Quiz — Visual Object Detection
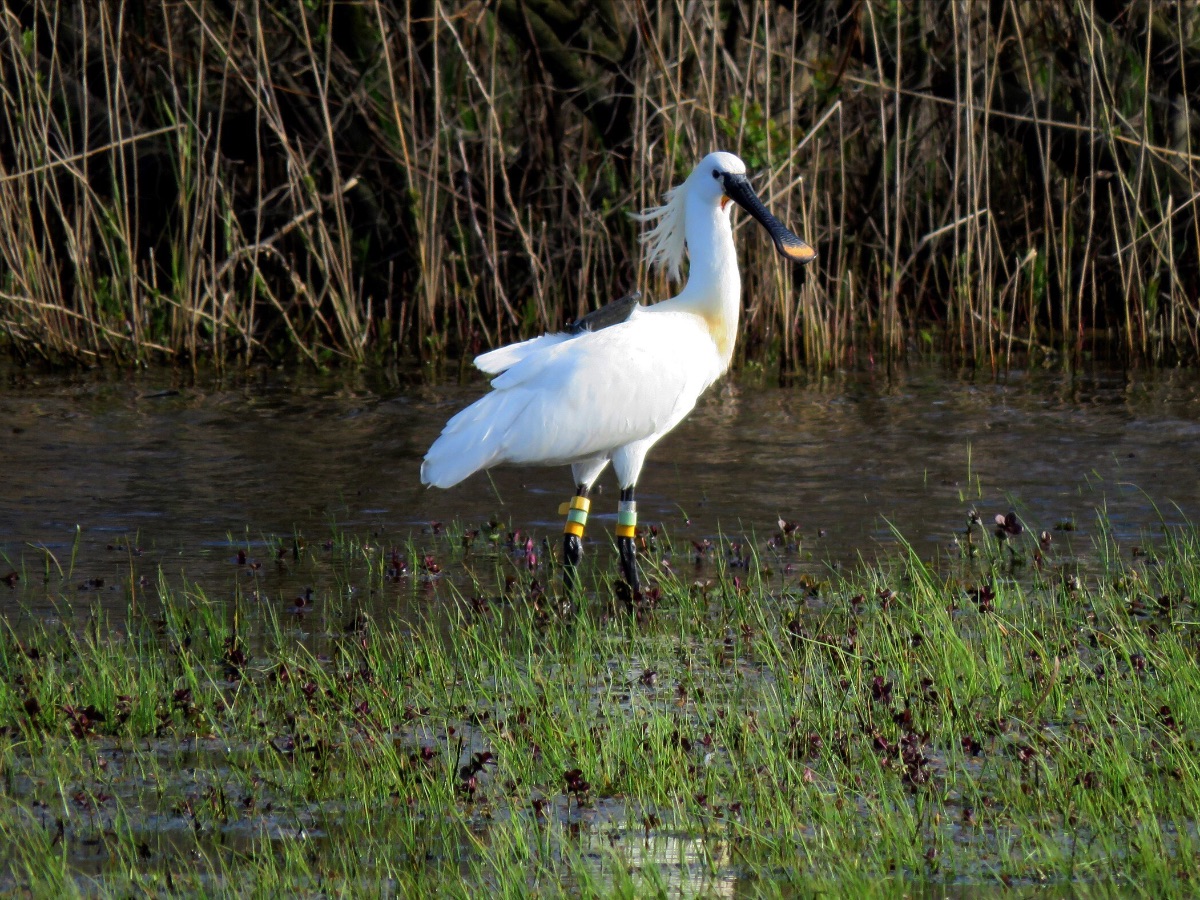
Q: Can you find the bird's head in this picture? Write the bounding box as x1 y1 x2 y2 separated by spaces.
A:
695 151 816 265
633 151 816 281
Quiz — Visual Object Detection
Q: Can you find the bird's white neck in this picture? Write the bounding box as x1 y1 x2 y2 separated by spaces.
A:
656 193 742 366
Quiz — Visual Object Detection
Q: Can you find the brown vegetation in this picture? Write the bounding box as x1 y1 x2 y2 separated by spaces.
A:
1 1 1198 369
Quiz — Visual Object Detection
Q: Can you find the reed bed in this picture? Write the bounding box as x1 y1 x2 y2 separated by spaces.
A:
2 507 1200 893
1 1 1198 369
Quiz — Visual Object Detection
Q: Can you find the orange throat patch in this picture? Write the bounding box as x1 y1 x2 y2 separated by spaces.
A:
700 311 734 361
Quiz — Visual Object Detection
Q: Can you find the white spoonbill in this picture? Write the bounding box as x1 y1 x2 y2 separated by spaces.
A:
421 151 815 596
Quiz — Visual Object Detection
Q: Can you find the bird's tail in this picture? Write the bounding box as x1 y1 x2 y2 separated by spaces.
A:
420 389 528 488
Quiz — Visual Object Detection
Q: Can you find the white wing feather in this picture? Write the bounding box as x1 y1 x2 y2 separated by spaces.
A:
474 333 572 374
420 312 721 488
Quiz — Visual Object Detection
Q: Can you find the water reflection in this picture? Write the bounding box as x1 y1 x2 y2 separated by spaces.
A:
2 365 1199 613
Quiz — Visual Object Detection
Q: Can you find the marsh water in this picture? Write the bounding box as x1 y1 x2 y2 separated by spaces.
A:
5 362 1200 894
3 363 1200 615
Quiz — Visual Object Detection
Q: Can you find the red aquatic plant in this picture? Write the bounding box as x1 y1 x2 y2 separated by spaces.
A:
223 638 249 679
1158 705 1178 731
386 549 408 579
563 768 591 796
969 584 996 612
62 704 105 738
870 676 893 704
994 511 1023 538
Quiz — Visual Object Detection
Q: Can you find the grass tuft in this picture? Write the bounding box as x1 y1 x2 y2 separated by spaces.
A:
1 505 1200 891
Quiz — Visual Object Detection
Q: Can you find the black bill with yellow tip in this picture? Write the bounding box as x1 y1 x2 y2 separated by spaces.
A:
720 172 816 265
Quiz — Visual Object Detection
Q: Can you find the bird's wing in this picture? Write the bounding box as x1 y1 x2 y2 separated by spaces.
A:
483 311 722 466
474 290 644 375
474 333 573 375
422 310 722 487
422 309 720 487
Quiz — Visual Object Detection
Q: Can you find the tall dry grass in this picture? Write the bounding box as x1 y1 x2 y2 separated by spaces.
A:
0 1 1197 370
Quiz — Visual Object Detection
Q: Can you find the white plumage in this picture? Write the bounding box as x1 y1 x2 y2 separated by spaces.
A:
421 150 814 496
421 311 719 489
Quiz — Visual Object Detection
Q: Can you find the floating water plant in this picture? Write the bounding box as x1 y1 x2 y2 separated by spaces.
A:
0 504 1199 893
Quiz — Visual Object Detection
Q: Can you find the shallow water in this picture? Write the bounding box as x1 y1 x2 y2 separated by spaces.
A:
4 361 1200 893
2 363 1200 614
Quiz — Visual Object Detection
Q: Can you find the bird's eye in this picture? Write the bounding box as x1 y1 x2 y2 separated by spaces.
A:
712 168 721 179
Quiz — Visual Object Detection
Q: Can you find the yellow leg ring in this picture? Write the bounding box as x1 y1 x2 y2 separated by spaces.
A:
561 495 590 537
558 496 591 515
616 501 637 538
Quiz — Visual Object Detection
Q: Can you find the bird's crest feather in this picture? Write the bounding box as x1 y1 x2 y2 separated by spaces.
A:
630 183 687 283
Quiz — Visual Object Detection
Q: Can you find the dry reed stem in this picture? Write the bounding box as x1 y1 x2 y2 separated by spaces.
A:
0 1 1197 368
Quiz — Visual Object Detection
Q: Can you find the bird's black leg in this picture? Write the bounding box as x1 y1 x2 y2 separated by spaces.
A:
561 485 590 592
616 487 640 601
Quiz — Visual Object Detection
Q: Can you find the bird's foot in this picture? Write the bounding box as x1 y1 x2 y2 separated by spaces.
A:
617 535 641 609
562 533 584 593
614 493 640 609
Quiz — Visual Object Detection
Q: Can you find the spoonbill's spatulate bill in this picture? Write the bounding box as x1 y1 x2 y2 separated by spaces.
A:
421 151 816 597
